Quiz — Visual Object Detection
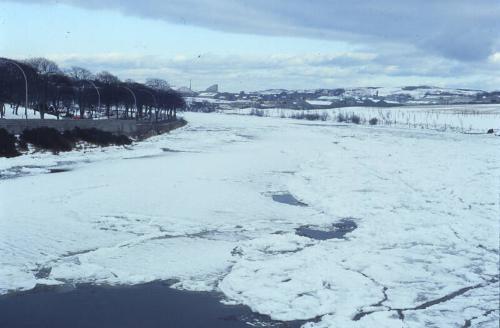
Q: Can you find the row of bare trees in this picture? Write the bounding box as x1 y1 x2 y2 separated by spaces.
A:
0 57 185 120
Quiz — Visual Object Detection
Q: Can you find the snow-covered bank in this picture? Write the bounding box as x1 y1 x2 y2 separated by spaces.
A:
227 104 500 134
1 111 498 327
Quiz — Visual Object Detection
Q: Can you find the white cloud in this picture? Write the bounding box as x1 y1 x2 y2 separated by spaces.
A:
43 51 500 91
490 53 500 63
3 0 499 90
12 0 500 61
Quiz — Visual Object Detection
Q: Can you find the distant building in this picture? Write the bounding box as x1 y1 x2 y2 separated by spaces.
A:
205 84 219 93
177 86 196 96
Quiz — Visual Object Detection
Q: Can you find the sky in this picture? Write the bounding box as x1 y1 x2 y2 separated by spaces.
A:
0 0 499 92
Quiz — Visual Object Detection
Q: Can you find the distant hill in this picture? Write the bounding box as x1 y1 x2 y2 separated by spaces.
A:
186 86 499 111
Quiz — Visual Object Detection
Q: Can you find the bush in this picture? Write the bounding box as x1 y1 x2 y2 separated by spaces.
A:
369 117 378 125
21 127 73 153
250 109 265 117
338 112 361 124
66 128 132 146
19 127 131 153
351 114 361 124
17 139 28 152
0 128 20 157
290 112 329 121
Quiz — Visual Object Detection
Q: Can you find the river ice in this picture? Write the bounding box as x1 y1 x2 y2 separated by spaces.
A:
1 110 498 327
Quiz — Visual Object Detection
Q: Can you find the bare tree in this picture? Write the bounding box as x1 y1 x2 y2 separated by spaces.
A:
25 57 61 75
24 58 62 118
145 78 170 90
96 71 120 84
66 66 94 81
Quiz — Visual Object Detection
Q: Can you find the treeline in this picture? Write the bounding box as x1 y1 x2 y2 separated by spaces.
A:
0 57 185 120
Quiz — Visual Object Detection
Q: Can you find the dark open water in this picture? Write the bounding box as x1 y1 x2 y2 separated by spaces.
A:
0 282 304 328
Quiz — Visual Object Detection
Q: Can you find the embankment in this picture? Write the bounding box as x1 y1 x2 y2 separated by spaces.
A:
0 118 187 138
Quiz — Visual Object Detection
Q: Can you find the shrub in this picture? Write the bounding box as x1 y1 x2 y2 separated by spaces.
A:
250 109 265 117
17 139 28 152
0 128 20 157
338 112 361 124
67 128 132 146
304 113 319 120
369 117 378 125
351 114 361 124
20 127 73 153
19 127 131 153
290 112 329 121
291 112 314 120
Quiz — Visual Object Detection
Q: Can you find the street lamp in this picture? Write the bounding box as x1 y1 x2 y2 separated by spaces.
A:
141 89 157 120
122 86 137 119
0 58 29 120
81 80 101 118
87 80 101 112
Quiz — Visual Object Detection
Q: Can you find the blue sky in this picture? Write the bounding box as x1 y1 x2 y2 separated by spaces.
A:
1 0 499 91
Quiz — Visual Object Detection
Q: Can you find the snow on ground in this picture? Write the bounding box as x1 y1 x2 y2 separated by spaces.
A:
0 110 499 327
228 104 500 133
305 100 333 106
1 105 57 119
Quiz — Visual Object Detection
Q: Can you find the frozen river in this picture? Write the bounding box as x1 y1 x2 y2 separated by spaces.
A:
1 111 499 327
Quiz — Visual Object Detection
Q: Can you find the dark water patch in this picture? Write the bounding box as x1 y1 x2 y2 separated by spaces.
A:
162 148 200 153
162 147 183 152
271 170 295 175
413 282 489 310
280 171 295 174
296 219 357 240
61 248 98 258
1 160 87 180
235 134 255 140
352 188 375 193
0 165 51 180
0 281 305 328
125 149 194 159
124 153 166 160
272 193 308 207
49 168 71 174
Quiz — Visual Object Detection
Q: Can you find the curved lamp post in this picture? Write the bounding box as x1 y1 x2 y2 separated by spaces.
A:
141 89 158 120
76 80 101 119
0 58 29 120
122 86 137 118
86 80 101 111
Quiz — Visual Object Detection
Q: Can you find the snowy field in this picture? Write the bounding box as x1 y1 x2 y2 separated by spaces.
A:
1 110 499 327
1 106 57 119
228 104 500 134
